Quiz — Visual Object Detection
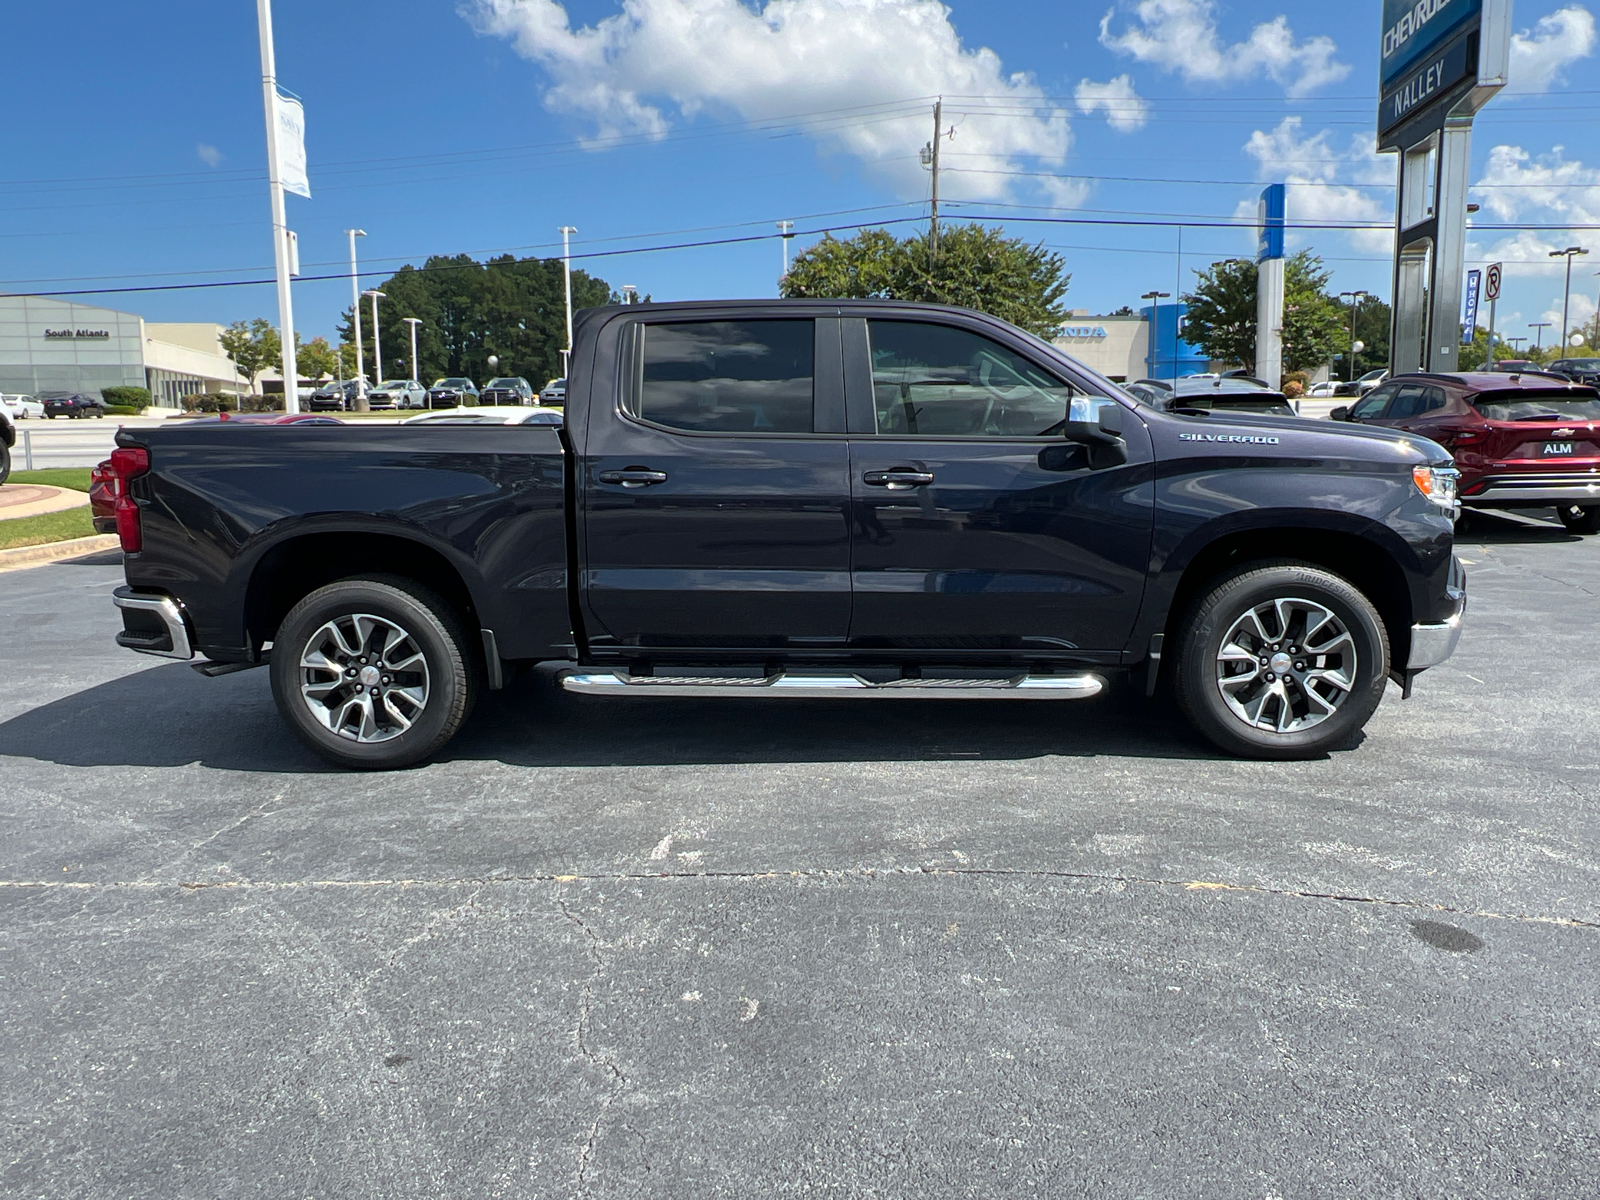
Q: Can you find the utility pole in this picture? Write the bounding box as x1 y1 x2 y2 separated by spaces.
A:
345 229 366 407
1550 246 1589 344
560 225 578 378
403 317 421 384
776 220 794 278
364 291 386 385
928 99 942 255
256 0 299 412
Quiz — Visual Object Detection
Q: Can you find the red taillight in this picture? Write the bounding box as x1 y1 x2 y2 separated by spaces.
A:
106 446 150 553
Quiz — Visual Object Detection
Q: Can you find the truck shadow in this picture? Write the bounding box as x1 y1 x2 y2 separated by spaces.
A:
0 662 1223 772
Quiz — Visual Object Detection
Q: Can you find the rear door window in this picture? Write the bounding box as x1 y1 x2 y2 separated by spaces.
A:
627 320 814 433
1385 384 1447 419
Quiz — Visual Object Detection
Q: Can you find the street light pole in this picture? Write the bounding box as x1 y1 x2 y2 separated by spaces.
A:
364 290 386 385
345 229 366 404
1531 322 1551 351
559 225 578 378
402 317 421 384
776 220 794 278
1339 290 1370 381
256 0 299 413
1141 290 1171 381
1550 246 1590 345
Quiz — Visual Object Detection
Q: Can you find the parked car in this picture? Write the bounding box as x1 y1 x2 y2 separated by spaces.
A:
1330 371 1600 532
368 379 426 409
426 378 479 408
1487 359 1540 374
0 402 13 484
1121 378 1173 405
539 377 566 406
40 391 107 419
215 412 343 425
403 407 563 426
2 394 44 419
480 377 536 406
1543 357 1600 386
308 381 362 412
1162 377 1299 418
1306 381 1340 398
1334 368 1389 397
105 299 1466 770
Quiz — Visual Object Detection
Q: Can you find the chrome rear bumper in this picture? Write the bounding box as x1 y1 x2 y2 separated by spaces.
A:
113 587 193 660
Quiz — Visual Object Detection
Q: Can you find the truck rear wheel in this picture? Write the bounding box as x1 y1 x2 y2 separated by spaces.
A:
1173 561 1389 760
269 576 475 770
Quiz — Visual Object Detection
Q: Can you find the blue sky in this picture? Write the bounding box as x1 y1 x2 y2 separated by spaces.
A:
3 0 1598 352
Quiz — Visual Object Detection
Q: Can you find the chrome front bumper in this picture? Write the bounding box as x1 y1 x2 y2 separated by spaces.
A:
113 587 194 659
1407 555 1467 670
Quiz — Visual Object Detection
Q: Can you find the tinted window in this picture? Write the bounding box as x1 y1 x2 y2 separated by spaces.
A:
1470 389 1600 421
1386 384 1447 419
631 320 814 433
1350 384 1394 419
867 320 1076 436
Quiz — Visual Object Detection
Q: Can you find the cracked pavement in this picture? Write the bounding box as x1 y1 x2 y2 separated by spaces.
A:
1 513 1598 1198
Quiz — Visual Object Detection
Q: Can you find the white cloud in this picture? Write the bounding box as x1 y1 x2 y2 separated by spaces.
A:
464 0 1075 203
1473 144 1600 224
1074 74 1148 132
1508 5 1597 94
196 143 223 168
1099 0 1349 97
1239 117 1395 254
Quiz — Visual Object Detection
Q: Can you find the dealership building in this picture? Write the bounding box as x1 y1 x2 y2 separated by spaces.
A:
1052 305 1208 382
0 295 242 407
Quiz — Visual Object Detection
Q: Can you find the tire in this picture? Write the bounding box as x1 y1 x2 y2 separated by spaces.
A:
0 442 10 486
1555 503 1600 534
1173 560 1390 760
270 575 477 770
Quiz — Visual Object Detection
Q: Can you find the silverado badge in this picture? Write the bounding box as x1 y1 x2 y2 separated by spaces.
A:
1177 433 1281 444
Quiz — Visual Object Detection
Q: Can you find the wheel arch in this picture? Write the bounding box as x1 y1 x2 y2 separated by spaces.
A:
242 528 483 655
1158 520 1415 672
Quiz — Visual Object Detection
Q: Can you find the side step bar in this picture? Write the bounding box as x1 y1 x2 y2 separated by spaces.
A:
560 670 1106 701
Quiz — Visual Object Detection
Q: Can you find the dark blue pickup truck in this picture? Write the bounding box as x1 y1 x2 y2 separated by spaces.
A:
104 300 1466 768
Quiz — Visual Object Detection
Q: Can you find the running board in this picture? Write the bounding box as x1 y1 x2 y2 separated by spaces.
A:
559 670 1105 700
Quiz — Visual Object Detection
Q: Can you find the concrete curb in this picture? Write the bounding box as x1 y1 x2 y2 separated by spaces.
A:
0 534 120 572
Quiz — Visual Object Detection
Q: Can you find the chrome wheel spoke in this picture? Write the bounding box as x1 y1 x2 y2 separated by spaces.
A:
297 611 430 744
1215 594 1357 736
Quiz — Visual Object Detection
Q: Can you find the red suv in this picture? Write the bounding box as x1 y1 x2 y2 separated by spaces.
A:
1331 372 1600 532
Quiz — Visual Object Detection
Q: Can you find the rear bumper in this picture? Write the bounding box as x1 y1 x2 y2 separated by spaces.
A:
113 587 193 659
1462 472 1600 505
1407 555 1467 670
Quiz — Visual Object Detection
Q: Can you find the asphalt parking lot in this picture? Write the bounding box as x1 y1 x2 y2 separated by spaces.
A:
3 511 1597 1198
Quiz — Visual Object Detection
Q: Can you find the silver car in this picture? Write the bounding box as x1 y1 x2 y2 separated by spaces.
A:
368 380 427 409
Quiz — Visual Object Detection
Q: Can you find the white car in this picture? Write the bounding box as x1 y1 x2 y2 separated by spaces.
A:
369 379 427 409
1305 381 1339 398
402 407 563 426
2 394 44 419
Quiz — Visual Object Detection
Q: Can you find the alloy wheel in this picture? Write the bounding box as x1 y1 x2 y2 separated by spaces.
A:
298 613 430 743
1215 596 1357 735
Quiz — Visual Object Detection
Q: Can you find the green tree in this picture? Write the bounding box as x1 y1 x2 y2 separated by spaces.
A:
1181 251 1346 379
341 254 617 386
220 318 281 392
295 335 338 381
781 225 1071 339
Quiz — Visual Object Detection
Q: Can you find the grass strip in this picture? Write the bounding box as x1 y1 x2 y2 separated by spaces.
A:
6 468 94 493
0 507 97 550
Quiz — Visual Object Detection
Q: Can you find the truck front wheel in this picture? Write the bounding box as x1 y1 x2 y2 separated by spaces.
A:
1173 561 1389 760
269 576 476 770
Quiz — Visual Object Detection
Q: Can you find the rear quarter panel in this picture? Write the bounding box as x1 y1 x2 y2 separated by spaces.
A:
120 425 568 660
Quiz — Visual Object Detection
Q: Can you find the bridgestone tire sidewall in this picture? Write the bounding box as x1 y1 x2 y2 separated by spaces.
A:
1176 563 1390 760
270 577 472 770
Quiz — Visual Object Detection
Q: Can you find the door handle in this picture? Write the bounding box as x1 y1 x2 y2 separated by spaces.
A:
598 467 669 488
863 469 934 489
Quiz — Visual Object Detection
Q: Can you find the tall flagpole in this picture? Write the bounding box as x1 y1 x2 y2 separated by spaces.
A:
257 0 299 412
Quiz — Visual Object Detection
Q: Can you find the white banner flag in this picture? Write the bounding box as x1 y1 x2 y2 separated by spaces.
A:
273 91 310 199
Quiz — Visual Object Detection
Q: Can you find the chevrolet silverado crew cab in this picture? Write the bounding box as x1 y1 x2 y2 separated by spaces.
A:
103 300 1467 769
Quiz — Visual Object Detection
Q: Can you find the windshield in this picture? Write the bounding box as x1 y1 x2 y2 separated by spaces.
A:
486 378 520 387
1558 359 1600 370
433 379 473 388
1472 389 1600 421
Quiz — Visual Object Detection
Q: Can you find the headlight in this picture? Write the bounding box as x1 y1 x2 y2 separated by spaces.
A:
1412 465 1459 512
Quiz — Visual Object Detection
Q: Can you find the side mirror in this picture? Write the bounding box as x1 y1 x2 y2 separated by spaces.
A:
1329 406 1351 422
1061 420 1128 469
